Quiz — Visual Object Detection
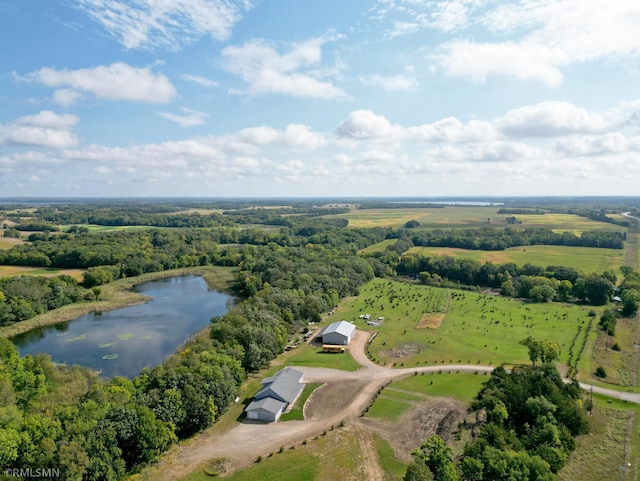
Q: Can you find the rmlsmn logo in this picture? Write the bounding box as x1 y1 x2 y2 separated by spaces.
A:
4 468 61 478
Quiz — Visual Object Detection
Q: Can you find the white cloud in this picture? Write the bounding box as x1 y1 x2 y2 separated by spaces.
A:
436 41 566 86
28 62 176 103
221 35 346 99
52 88 84 107
336 110 400 139
337 110 496 142
179 74 219 88
377 0 640 85
158 108 208 127
0 111 79 148
359 68 418 91
74 0 252 50
556 133 640 156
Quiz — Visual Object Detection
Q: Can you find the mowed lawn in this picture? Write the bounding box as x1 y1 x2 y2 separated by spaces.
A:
327 207 628 232
367 373 488 421
325 279 593 369
0 265 85 281
406 245 625 273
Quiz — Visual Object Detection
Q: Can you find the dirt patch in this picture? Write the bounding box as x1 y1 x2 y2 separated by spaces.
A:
305 379 371 420
416 313 446 329
357 398 466 463
380 342 426 359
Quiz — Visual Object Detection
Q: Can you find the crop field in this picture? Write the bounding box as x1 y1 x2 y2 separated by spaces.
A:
0 265 85 281
325 278 594 369
366 373 487 421
406 245 625 273
328 207 627 232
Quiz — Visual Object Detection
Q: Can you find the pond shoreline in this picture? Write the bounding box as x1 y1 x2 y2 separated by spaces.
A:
1 266 236 339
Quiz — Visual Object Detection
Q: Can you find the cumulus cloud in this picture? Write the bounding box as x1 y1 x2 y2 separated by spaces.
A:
221 35 346 99
336 110 400 139
73 0 252 50
52 88 84 107
27 62 176 103
337 110 496 142
0 111 79 148
158 108 208 127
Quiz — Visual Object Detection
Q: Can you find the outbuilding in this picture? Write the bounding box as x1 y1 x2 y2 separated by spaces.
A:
244 367 304 423
322 320 356 345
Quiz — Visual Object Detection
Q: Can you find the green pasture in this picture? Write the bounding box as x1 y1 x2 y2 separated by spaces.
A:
328 207 627 232
359 239 398 254
0 265 85 281
373 433 407 481
326 278 594 369
287 342 361 372
367 373 487 421
406 245 625 273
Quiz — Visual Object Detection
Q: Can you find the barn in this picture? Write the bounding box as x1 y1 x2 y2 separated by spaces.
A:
245 367 304 422
322 320 356 345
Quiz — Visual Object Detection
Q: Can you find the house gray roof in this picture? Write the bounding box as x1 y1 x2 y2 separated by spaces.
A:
245 397 286 416
323 320 356 338
255 367 304 404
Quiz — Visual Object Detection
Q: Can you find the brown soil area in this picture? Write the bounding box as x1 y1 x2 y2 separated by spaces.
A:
356 398 466 463
416 312 446 329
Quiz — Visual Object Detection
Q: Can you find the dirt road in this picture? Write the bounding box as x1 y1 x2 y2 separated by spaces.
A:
138 329 640 481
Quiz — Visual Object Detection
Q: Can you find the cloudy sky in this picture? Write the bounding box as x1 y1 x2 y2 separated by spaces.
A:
1 0 639 198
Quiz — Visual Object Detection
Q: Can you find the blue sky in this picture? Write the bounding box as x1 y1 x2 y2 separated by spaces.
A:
1 0 639 197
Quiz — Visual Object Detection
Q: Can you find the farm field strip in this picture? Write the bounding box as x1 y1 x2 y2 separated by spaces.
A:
0 265 85 281
327 207 627 231
359 239 397 254
406 244 625 273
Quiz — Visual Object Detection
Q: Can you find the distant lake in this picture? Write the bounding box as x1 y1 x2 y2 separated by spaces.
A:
11 276 231 378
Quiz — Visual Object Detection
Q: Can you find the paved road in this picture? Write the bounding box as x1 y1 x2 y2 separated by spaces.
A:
139 329 640 480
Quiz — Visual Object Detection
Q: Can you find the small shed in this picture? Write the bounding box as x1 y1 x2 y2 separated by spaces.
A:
322 320 356 345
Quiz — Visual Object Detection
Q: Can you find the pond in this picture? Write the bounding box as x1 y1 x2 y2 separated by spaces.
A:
11 275 231 378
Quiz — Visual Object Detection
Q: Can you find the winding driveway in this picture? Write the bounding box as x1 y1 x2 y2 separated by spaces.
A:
139 330 640 481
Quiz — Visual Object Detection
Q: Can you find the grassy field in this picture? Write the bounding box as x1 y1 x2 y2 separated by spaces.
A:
359 239 398 254
558 395 640 481
286 342 361 372
328 207 627 232
366 373 487 421
324 278 594 370
180 426 365 481
406 245 625 273
0 265 86 281
0 236 23 249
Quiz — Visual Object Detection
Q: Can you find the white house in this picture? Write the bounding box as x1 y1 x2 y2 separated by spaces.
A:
322 320 356 345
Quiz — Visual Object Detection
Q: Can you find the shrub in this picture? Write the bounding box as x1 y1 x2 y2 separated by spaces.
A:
595 366 607 378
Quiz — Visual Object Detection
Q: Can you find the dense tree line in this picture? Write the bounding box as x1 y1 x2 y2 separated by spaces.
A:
0 276 85 326
0 335 242 480
392 227 625 250
391 252 616 305
357 202 445 209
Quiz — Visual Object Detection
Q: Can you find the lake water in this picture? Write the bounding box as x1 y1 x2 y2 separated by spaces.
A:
11 275 231 378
